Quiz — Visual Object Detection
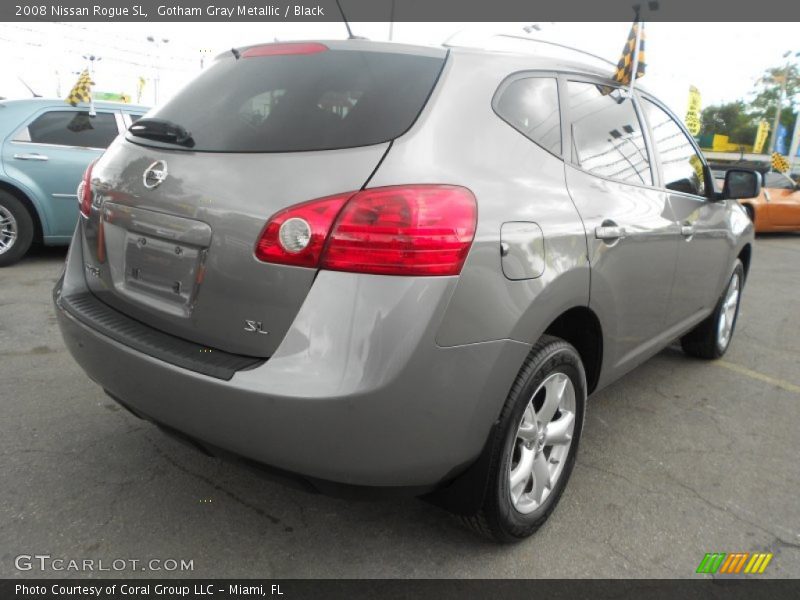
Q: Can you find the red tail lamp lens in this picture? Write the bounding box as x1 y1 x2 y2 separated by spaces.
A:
255 193 352 267
322 185 477 276
78 160 96 218
255 186 477 276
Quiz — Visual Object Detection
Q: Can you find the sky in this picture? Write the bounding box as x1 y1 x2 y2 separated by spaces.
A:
0 21 797 117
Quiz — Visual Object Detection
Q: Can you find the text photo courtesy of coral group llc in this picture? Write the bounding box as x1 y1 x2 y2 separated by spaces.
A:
1 0 800 597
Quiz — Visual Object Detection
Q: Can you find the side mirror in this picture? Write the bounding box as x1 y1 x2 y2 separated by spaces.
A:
721 169 761 200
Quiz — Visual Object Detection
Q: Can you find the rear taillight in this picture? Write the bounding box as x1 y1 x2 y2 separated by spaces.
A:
255 185 477 276
255 193 353 268
77 160 96 218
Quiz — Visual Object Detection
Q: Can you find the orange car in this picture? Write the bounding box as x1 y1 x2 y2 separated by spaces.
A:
740 172 800 232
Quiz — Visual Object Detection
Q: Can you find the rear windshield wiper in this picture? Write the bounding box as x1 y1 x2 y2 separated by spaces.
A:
128 118 195 148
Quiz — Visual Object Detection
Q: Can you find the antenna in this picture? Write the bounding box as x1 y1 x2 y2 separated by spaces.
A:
17 77 41 98
335 0 356 40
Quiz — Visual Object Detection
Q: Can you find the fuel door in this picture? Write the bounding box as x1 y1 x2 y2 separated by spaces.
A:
500 222 545 280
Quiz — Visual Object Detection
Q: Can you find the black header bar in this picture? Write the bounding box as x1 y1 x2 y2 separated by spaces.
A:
4 0 800 22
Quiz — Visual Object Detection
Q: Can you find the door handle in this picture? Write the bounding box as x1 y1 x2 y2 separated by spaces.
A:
13 153 49 161
681 225 695 237
595 225 626 241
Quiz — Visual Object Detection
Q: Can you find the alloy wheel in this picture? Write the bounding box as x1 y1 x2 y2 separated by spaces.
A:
0 205 18 255
717 272 740 351
508 372 576 514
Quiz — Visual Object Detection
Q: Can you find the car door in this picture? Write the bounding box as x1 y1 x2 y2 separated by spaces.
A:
639 96 730 327
762 172 800 228
562 78 677 381
2 108 122 238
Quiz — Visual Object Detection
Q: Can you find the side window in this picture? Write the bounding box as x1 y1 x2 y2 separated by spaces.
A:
495 77 561 155
566 81 652 186
20 111 119 149
642 99 707 197
128 114 146 124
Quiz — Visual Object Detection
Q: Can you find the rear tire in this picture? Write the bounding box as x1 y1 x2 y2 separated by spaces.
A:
461 335 586 542
0 191 34 267
680 259 744 359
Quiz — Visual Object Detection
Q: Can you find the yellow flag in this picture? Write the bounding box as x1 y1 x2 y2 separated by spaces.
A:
136 76 146 104
612 21 646 86
753 121 770 154
771 152 790 173
66 69 94 107
685 86 702 136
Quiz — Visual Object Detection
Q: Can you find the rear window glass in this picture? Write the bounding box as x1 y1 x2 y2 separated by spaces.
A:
495 77 561 155
131 49 444 152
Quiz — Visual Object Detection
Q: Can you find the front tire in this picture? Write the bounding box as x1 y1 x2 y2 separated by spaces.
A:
462 335 586 542
680 259 744 359
0 191 34 267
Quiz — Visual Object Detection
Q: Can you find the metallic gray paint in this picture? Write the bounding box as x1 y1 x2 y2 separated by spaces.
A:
81 138 389 357
55 42 754 489
56 228 530 486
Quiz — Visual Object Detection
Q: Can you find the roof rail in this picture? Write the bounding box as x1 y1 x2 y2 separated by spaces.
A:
443 32 616 70
494 35 617 68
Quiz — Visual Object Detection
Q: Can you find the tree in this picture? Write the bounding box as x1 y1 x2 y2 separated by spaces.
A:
750 63 800 151
700 101 757 145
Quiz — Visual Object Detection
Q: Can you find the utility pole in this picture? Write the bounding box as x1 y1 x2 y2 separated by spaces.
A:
789 119 800 176
146 35 169 104
770 50 799 154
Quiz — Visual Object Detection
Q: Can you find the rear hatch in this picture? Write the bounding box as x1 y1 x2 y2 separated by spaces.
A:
81 41 446 357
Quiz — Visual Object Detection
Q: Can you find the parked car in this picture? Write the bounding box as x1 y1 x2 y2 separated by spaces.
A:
0 98 148 266
718 170 800 233
54 40 758 542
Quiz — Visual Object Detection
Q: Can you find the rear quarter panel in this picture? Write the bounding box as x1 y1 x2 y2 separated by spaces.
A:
368 51 590 348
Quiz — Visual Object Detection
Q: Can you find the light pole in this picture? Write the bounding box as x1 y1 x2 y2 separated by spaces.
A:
199 48 212 70
770 50 799 154
81 55 101 116
146 35 169 104
82 54 101 74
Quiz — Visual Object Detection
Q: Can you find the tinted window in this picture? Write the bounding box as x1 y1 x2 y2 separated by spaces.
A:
133 50 444 152
24 111 119 148
642 99 707 196
495 77 561 154
763 172 795 190
567 82 652 185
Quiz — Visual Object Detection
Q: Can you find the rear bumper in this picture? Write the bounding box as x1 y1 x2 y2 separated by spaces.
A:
55 229 530 488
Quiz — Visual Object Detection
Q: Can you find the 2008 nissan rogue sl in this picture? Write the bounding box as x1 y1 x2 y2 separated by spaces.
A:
54 40 759 542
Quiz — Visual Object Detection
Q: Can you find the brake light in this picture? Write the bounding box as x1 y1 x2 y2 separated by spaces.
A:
255 185 477 276
77 160 96 218
241 42 328 58
255 193 353 267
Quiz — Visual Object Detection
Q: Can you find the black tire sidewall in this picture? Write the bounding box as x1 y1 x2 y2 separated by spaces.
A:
490 342 586 540
0 192 34 267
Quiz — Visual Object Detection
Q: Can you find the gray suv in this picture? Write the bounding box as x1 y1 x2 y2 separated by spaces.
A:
54 40 759 542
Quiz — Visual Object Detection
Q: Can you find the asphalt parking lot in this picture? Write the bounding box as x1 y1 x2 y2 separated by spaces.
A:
2 235 799 579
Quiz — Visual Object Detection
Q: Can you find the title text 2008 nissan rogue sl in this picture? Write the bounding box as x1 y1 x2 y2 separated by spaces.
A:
54 40 759 542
